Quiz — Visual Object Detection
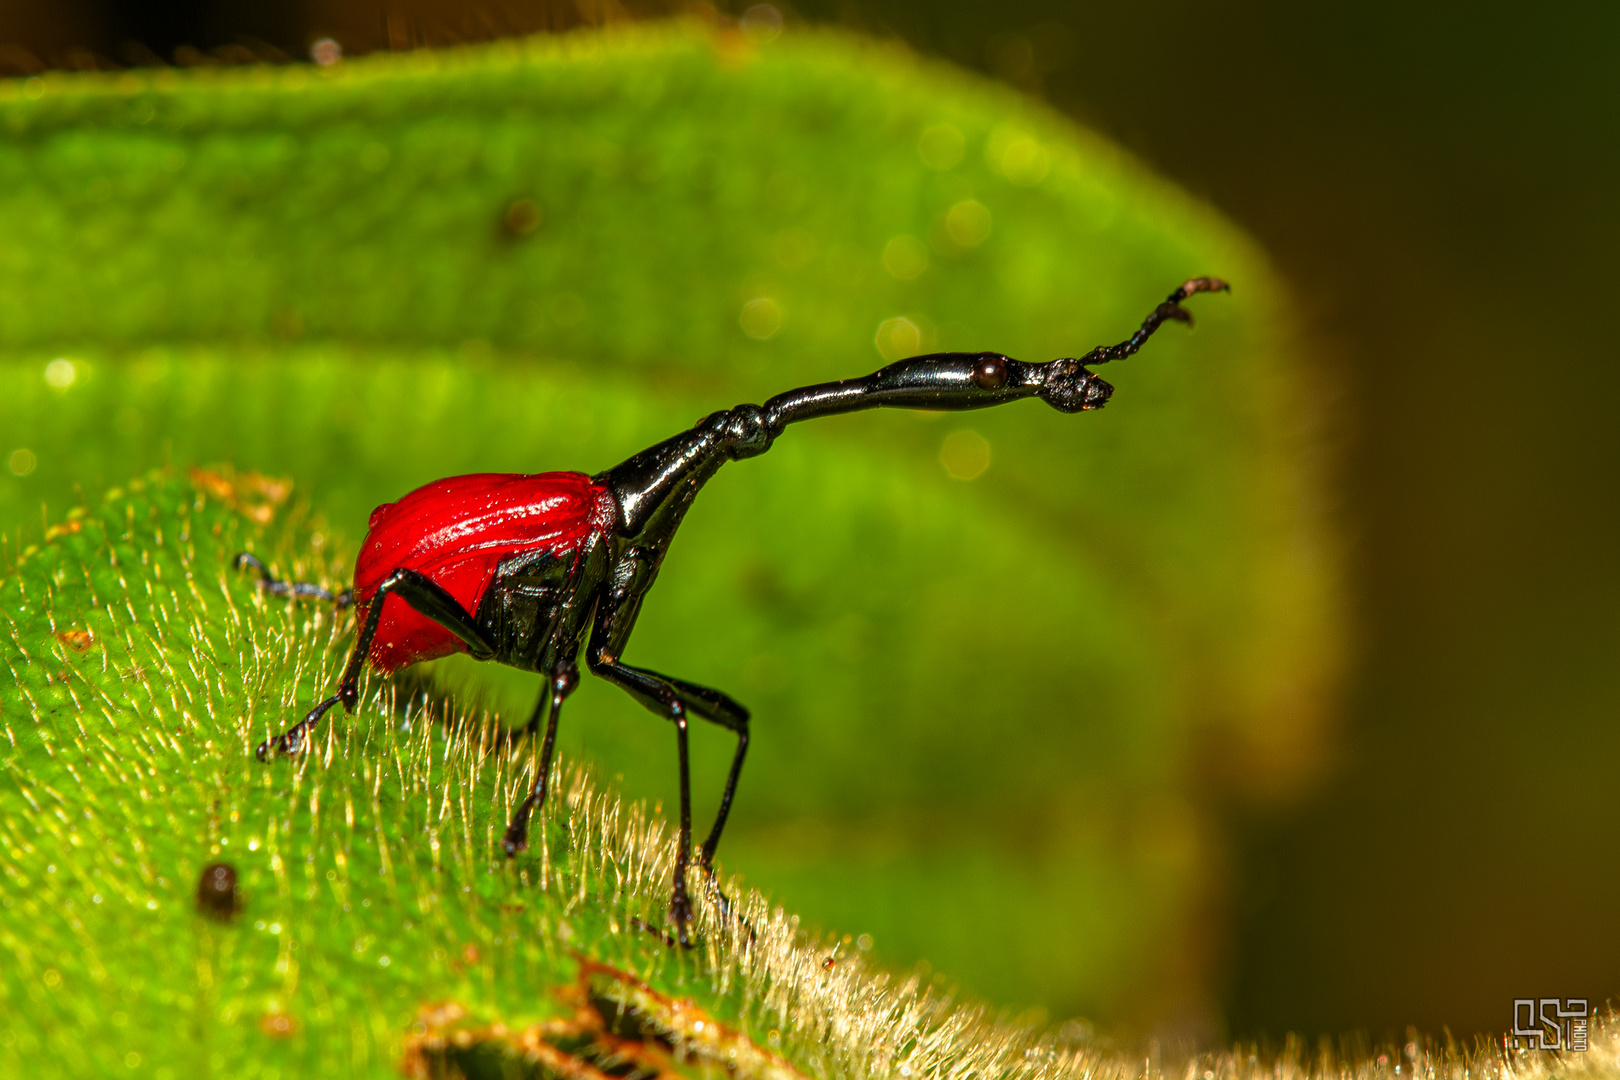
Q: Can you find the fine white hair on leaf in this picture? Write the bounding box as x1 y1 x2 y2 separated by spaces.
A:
8 473 1611 1080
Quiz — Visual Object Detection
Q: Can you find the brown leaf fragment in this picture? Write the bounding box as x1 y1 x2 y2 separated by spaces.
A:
399 958 802 1080
240 472 292 505
577 957 807 1080
417 1001 467 1030
188 465 293 524
402 1013 614 1080
188 467 236 502
512 1033 620 1080
56 629 94 652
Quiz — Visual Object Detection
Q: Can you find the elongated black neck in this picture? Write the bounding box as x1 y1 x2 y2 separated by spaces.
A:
596 277 1228 545
596 351 1098 541
596 410 738 542
761 351 1056 427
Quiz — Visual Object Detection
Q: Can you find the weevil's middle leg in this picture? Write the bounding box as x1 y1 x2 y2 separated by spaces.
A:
700 723 749 873
502 661 579 857
672 706 695 939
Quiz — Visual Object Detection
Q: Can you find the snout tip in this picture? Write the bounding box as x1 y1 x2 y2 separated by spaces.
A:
1080 376 1114 410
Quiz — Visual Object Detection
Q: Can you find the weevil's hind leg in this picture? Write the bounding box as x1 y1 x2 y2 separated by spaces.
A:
501 661 579 857
692 696 750 930
699 719 749 873
591 659 751 872
1082 276 1232 367
671 708 695 940
585 633 751 944
585 659 699 943
256 567 497 761
233 552 355 608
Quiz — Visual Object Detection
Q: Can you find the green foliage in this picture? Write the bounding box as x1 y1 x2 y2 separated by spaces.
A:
0 471 1088 1077
0 473 583 1075
0 23 1337 1026
0 477 1608 1080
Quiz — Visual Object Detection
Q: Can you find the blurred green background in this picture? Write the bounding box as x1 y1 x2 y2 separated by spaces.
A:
1 0 1616 1050
0 19 1334 1049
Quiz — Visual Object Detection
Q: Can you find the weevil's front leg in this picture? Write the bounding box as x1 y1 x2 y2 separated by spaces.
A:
256 567 497 761
234 552 355 607
501 660 579 857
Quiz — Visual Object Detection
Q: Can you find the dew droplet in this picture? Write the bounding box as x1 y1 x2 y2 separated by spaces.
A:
739 298 783 340
946 200 992 247
940 430 991 480
882 236 929 280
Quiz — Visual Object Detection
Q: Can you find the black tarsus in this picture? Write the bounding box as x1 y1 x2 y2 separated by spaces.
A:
629 915 679 948
256 690 346 761
233 552 356 608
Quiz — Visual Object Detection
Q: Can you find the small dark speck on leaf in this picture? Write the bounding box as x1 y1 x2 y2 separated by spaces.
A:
502 198 543 238
196 861 239 920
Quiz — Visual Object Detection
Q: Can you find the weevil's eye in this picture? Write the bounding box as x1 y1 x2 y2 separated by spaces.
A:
971 355 1008 390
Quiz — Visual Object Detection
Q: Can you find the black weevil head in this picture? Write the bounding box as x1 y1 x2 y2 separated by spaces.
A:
1038 360 1114 413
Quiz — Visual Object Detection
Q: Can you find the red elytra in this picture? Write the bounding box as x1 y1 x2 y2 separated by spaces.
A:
352 472 616 673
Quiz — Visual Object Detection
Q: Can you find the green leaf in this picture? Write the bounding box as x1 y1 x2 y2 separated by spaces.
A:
0 23 1338 1028
0 469 1087 1077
